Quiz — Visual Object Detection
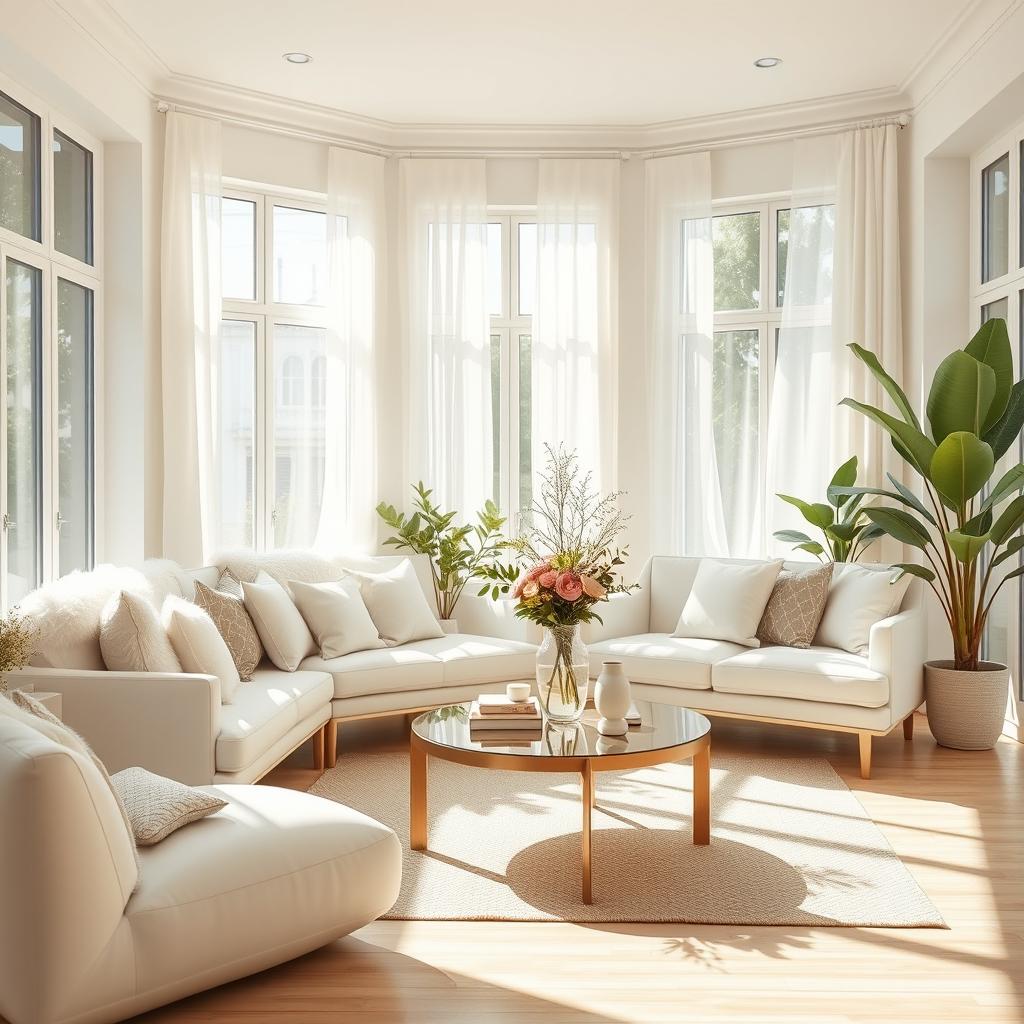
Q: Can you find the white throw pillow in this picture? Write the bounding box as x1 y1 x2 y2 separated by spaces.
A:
350 559 445 646
161 596 241 704
241 575 316 672
100 590 182 673
814 563 912 654
672 558 784 647
289 578 386 660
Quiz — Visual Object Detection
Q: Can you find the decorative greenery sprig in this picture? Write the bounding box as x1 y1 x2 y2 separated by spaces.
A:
376 483 517 620
0 609 36 693
774 455 885 562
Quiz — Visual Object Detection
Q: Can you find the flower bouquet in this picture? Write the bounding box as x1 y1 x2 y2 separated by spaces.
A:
479 445 636 722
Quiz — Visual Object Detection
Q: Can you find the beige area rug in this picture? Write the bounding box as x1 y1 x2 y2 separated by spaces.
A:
308 751 944 926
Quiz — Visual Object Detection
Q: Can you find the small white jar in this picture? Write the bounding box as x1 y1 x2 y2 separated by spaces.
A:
594 661 631 736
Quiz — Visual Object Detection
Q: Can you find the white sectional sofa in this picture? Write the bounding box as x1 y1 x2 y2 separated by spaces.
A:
584 556 926 778
12 551 535 785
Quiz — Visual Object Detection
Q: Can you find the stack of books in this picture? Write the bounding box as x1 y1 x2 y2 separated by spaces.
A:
469 693 543 745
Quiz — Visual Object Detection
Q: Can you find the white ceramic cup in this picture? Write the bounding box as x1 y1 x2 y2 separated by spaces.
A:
506 682 531 703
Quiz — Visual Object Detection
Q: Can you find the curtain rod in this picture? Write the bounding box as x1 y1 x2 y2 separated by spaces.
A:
156 100 910 160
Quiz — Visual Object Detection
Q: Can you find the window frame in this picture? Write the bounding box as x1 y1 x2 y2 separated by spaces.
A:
488 210 534 525
0 71 102 607
221 182 328 551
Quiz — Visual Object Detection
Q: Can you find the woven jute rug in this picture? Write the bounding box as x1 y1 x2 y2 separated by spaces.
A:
308 751 943 926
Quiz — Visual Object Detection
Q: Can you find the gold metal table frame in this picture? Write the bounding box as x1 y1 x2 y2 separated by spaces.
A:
409 716 711 905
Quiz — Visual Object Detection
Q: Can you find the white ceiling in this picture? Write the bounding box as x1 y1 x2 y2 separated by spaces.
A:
104 0 976 127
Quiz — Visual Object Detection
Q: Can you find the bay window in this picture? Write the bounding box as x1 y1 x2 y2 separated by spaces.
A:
1 77 100 605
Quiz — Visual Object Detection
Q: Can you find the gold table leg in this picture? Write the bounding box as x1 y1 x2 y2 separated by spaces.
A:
692 741 710 845
410 738 428 851
582 760 594 904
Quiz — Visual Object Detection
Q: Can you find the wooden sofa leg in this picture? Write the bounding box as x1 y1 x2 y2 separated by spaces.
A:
325 719 338 769
858 732 872 780
903 714 914 741
312 725 326 771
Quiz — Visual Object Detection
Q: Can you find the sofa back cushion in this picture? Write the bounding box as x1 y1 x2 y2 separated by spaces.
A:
215 549 342 587
20 561 186 670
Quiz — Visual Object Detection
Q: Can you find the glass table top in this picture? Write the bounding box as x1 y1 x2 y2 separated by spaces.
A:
411 700 711 759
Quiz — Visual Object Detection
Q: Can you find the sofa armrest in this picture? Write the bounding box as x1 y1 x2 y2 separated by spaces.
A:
7 667 220 785
453 596 540 644
581 589 651 644
868 606 926 728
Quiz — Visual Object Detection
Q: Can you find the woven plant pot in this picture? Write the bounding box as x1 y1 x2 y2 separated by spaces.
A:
924 661 1008 750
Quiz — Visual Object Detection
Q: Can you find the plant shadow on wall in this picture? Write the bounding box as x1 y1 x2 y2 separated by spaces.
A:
837 318 1022 750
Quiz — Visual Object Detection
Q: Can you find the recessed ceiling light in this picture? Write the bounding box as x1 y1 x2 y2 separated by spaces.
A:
283 52 313 65
753 56 782 69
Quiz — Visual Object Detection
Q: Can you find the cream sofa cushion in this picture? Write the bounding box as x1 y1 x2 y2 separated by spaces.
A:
163 596 241 704
301 646 445 700
113 766 227 845
815 562 911 654
215 668 334 773
399 634 536 685
351 559 444 646
100 590 182 673
673 558 783 647
588 634 744 689
242 575 316 672
289 578 386 659
712 645 890 708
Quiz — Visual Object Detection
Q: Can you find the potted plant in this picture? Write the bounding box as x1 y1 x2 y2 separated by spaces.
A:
774 455 886 561
376 483 513 629
839 318 1022 749
476 445 636 723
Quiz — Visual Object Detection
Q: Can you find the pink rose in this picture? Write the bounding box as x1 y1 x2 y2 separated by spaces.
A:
527 561 552 582
554 571 584 602
522 580 540 599
512 572 529 598
580 574 606 599
538 569 558 589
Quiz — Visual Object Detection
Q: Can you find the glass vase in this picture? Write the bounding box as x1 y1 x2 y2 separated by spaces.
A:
536 624 589 723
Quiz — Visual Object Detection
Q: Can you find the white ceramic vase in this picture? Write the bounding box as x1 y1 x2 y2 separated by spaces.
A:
438 618 459 635
594 660 631 736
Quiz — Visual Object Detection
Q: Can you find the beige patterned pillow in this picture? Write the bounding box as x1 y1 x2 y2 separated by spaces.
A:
216 568 245 600
112 766 226 845
756 563 834 649
193 581 263 680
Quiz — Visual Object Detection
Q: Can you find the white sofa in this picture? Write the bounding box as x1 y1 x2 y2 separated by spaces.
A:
0 705 402 1024
12 551 535 785
584 556 926 778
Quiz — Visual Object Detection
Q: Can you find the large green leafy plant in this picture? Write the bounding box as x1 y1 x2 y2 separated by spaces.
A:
838 318 1024 671
774 456 885 562
376 483 515 620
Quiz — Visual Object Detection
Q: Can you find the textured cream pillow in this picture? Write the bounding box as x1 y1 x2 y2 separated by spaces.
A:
673 558 784 647
756 563 834 649
215 568 244 600
193 581 263 680
112 766 226 845
99 590 182 673
350 559 444 646
162 596 241 704
289 578 386 659
814 562 912 654
241 576 316 672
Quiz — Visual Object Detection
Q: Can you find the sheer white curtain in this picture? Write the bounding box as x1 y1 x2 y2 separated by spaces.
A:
765 136 839 551
534 159 619 490
646 151 729 555
400 159 491 512
833 124 903 491
314 147 386 552
161 111 222 564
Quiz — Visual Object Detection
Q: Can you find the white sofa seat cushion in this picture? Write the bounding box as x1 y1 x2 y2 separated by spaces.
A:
215 668 333 773
123 785 400 1007
405 634 537 685
587 634 746 690
301 646 445 700
712 645 890 708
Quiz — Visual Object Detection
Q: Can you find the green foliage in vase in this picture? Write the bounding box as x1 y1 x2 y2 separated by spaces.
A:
839 318 1024 671
774 456 885 562
375 483 517 621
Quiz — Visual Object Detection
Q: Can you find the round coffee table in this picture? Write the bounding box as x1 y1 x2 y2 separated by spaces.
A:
409 699 711 904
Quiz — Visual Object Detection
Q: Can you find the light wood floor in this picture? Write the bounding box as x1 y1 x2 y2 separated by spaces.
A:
137 713 1023 1024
